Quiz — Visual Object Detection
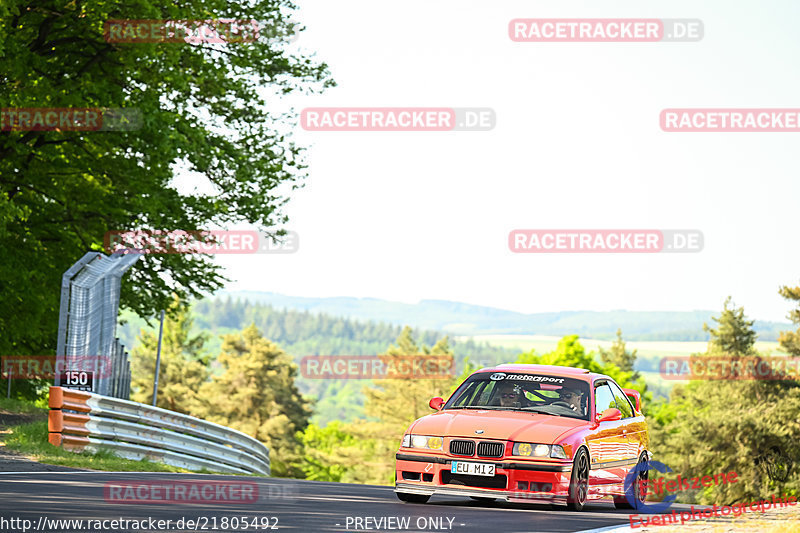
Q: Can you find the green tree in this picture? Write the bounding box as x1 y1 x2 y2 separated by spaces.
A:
516 335 650 415
649 300 800 505
295 421 361 482
293 327 460 484
598 329 640 379
703 297 757 356
194 324 311 478
130 297 209 413
0 0 333 356
778 283 800 355
363 327 459 429
650 380 800 504
355 327 460 484
517 335 645 394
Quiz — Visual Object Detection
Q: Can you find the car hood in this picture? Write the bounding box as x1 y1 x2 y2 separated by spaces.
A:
409 409 588 443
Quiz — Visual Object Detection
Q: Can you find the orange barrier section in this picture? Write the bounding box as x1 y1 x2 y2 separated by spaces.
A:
48 410 90 435
47 433 90 451
49 386 92 451
49 386 91 412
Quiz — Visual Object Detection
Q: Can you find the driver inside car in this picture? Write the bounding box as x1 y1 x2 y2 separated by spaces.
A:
556 387 584 415
494 382 525 408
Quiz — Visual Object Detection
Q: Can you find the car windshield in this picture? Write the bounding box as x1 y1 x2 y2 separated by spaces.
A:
443 371 591 420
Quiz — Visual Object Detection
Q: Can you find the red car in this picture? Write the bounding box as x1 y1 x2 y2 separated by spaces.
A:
394 364 649 511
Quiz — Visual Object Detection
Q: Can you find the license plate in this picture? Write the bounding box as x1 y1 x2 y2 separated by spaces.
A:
450 461 495 476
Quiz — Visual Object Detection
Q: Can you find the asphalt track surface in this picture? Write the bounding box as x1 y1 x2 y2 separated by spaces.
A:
0 471 711 533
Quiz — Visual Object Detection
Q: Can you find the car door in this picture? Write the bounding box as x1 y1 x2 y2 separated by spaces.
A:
608 379 645 466
585 382 628 493
608 381 640 469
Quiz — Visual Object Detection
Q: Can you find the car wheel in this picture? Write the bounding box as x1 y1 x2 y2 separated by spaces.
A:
469 496 496 503
396 492 431 504
567 448 590 511
615 452 648 510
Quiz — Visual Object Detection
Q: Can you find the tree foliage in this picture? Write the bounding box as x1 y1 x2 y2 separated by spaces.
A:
130 296 209 413
649 297 800 504
355 327 461 484
363 327 459 429
0 0 333 356
703 297 757 356
598 328 640 379
516 334 648 403
187 297 514 365
294 327 461 484
193 324 311 478
122 298 517 425
778 283 800 356
294 421 360 482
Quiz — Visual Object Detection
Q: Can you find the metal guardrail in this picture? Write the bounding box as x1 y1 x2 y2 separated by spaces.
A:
48 386 270 476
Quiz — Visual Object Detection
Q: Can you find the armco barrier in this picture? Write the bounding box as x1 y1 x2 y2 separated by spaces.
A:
48 387 270 476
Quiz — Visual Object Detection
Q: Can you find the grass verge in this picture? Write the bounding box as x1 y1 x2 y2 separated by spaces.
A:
2 419 193 472
0 396 48 414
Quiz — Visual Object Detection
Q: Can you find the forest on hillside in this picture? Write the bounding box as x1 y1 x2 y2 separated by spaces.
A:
221 292 792 341
118 297 518 425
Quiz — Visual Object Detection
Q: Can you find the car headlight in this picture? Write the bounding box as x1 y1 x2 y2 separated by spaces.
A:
403 434 443 450
512 442 567 459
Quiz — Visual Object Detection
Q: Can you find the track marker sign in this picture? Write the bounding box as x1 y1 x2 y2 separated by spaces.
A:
59 370 94 392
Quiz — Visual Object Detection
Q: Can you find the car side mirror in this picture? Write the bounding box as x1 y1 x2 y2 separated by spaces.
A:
622 388 641 412
597 408 622 423
429 397 444 411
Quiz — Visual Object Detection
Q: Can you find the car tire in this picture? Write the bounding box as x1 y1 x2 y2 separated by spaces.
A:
396 492 431 504
566 448 590 511
614 452 649 510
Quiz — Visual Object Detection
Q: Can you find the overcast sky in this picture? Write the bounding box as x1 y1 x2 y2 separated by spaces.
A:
206 0 800 323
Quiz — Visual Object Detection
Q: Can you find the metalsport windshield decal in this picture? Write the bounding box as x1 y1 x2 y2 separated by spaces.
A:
488 372 565 384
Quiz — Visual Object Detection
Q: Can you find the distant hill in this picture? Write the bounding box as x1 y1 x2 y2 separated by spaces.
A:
118 298 518 426
219 291 791 342
118 293 793 425
119 299 516 366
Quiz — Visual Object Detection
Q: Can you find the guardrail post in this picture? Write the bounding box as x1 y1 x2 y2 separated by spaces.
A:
152 309 166 406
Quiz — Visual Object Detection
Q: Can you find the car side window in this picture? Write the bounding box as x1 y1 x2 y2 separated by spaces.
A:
608 381 635 418
594 384 617 417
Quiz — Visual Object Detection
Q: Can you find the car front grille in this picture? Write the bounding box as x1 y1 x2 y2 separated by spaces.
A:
477 441 504 458
449 439 476 456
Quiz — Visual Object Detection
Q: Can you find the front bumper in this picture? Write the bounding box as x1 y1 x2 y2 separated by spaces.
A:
395 482 568 504
395 452 572 503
